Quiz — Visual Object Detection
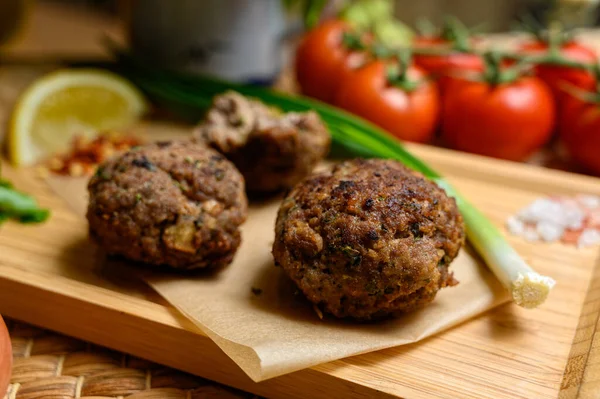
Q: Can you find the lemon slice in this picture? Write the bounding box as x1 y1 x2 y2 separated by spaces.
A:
8 69 147 166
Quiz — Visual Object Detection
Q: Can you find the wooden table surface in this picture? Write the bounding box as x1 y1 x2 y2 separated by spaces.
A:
2 3 600 398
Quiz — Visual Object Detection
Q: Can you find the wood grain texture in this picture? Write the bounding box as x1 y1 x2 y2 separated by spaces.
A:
560 254 600 399
1 146 600 399
1 3 600 396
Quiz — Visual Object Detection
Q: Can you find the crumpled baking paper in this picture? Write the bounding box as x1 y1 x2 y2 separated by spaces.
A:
46 161 509 383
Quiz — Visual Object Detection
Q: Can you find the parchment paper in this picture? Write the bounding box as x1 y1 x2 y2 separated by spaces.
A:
47 173 510 382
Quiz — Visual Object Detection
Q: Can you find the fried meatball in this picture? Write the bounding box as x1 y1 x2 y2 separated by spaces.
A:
194 91 331 193
87 141 247 270
272 159 465 320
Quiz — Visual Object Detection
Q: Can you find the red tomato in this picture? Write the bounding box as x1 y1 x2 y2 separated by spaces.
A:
519 40 597 96
0 316 11 398
334 60 440 143
295 20 367 103
559 93 600 175
442 76 555 161
413 36 448 47
413 51 484 93
338 51 369 89
413 30 483 48
412 30 483 93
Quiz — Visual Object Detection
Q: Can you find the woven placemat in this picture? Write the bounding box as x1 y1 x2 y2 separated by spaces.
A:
2 318 257 399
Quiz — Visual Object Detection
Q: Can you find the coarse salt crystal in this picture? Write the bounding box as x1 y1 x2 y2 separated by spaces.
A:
563 206 585 230
578 229 600 248
506 216 525 236
577 195 600 210
588 210 600 229
507 194 600 247
517 198 584 229
517 198 559 223
537 222 564 242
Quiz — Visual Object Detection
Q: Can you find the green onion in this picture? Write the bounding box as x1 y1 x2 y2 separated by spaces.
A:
107 52 555 308
0 184 50 224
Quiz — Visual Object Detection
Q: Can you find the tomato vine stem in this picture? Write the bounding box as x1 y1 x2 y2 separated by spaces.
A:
386 50 421 92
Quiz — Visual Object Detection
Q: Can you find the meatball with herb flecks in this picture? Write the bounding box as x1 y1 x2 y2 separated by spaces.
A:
272 159 465 320
194 91 331 194
87 141 247 270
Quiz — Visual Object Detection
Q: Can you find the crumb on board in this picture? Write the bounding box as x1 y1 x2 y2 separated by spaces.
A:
313 304 324 320
45 133 143 177
506 194 600 248
251 287 263 296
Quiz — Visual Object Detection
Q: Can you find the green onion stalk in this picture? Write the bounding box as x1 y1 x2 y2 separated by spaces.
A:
0 180 50 224
106 52 555 308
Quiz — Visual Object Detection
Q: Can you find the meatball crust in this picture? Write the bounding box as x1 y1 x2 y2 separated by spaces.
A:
272 159 465 320
87 141 248 270
194 91 331 193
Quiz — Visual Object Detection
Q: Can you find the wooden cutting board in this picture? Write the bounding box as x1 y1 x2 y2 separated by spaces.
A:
1 141 600 399
0 3 599 396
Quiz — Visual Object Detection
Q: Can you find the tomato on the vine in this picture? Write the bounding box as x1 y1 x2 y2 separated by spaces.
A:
413 35 448 48
334 59 440 143
414 51 484 92
559 90 600 175
295 20 369 103
518 38 597 96
441 54 555 161
412 18 484 93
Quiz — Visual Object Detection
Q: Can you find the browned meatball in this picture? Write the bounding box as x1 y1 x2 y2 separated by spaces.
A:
87 141 247 270
272 159 465 320
194 91 331 193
